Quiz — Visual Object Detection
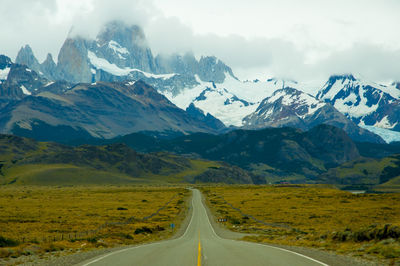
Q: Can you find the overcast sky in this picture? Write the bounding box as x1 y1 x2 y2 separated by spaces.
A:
1 0 400 84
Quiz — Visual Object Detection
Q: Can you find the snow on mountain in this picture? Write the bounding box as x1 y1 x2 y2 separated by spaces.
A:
20 85 31 95
242 86 384 143
107 40 129 59
88 51 176 80
316 74 400 132
0 55 12 81
0 67 10 80
361 125 400 143
160 75 301 127
243 87 327 129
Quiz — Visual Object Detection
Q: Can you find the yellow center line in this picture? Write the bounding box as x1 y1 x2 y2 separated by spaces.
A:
197 230 201 266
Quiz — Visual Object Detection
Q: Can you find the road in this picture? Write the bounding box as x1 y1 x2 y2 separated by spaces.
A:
78 189 328 266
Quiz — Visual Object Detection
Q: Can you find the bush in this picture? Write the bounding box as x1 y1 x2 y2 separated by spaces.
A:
117 207 128 210
121 234 133 240
134 226 153 235
332 224 400 242
229 217 241 225
0 236 18 247
87 237 98 243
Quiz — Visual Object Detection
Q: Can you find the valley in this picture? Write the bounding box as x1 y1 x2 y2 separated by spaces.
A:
1 5 400 265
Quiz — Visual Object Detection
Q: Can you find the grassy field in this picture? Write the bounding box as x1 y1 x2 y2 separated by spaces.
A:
0 186 190 260
201 185 400 264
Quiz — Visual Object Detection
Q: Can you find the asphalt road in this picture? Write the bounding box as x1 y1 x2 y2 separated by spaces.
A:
78 189 328 266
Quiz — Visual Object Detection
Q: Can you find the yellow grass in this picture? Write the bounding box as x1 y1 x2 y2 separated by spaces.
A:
0 186 190 260
202 185 400 264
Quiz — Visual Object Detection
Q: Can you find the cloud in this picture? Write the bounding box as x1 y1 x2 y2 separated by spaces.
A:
0 0 155 62
145 17 400 83
1 0 399 85
314 44 400 82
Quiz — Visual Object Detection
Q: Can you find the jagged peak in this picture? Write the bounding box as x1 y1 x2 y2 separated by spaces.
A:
96 20 147 47
16 44 36 60
42 53 55 65
18 44 34 53
15 44 41 72
0 55 12 69
328 74 356 83
392 82 400 90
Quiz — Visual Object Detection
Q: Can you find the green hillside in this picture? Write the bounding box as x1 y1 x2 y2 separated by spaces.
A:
318 154 400 192
0 134 250 185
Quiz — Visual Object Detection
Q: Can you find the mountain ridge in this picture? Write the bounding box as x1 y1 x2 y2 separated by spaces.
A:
1 20 396 144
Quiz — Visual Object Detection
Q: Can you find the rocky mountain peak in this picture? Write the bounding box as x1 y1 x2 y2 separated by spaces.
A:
197 56 237 83
43 53 55 65
89 20 157 73
15 45 41 73
57 37 92 83
328 74 356 84
0 55 12 70
96 20 147 48
392 82 400 90
40 53 59 80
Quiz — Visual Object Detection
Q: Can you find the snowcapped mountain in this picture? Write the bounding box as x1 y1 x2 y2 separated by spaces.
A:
3 20 390 144
160 76 301 127
0 79 225 141
243 87 325 129
0 55 12 82
316 74 400 132
242 87 383 143
0 55 50 100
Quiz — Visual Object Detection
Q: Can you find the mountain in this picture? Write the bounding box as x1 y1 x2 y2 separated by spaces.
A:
185 103 226 131
318 153 400 192
0 134 252 185
316 74 400 133
5 21 386 144
15 45 59 81
162 77 301 127
16 21 235 92
242 87 384 143
0 58 50 100
15 45 42 74
0 55 12 80
0 79 225 141
110 124 361 183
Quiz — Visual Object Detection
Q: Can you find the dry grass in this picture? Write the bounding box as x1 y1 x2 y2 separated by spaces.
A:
202 185 400 264
0 186 189 260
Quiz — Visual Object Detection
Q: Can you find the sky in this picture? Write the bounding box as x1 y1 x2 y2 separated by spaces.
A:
1 0 400 85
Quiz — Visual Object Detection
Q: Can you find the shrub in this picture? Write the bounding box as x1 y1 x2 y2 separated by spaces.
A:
87 237 98 243
134 226 153 235
0 236 18 247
